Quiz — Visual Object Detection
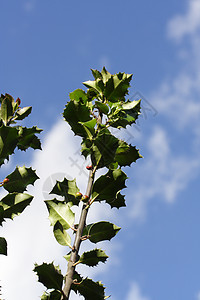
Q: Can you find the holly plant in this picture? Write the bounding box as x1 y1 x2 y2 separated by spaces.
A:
34 68 142 299
0 94 41 256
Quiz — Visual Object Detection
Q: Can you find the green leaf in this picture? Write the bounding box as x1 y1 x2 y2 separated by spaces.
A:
92 169 127 207
0 205 4 225
63 100 92 137
0 125 18 166
41 290 62 300
115 140 142 166
72 271 106 300
4 166 39 193
69 89 88 103
53 221 71 247
104 72 132 102
91 130 119 169
83 221 120 243
17 126 42 151
95 101 109 115
45 200 74 230
50 178 80 206
0 193 33 219
0 237 7 255
14 106 32 121
34 262 63 291
83 78 104 96
101 67 112 83
79 249 108 267
0 95 14 125
91 69 103 80
80 119 97 140
108 99 141 128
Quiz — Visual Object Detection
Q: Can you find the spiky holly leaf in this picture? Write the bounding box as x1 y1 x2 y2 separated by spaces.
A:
0 237 7 255
80 119 97 140
53 221 71 247
34 263 63 291
0 94 14 125
14 106 32 121
83 221 120 243
0 206 4 226
91 130 119 169
69 89 88 103
108 99 141 128
3 166 39 193
91 69 102 80
63 100 92 137
83 78 104 96
115 140 142 166
104 72 132 102
41 290 62 300
45 200 74 230
92 169 127 207
50 178 80 206
17 126 42 151
79 249 108 267
95 101 109 115
0 125 18 166
72 271 106 300
0 193 33 220
109 191 126 209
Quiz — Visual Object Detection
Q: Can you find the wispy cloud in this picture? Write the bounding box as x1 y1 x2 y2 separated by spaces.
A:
167 0 200 41
126 281 150 300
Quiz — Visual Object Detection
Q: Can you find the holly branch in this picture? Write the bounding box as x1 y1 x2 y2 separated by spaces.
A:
34 68 142 299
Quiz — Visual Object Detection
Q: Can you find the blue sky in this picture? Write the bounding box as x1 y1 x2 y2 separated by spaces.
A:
1 0 200 299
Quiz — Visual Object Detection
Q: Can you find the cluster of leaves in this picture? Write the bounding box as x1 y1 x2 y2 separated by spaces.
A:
34 68 142 299
0 94 41 255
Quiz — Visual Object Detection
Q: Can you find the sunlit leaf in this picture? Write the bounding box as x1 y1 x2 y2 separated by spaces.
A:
45 200 74 230
50 178 80 205
4 166 39 193
53 221 71 247
0 193 33 220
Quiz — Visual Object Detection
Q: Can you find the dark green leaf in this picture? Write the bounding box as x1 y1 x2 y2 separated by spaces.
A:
80 119 97 140
53 221 71 247
104 72 132 102
0 125 18 166
4 166 39 193
83 221 120 243
115 140 142 166
0 193 33 219
91 130 119 169
79 249 108 267
92 169 127 206
34 263 63 291
72 271 105 300
50 178 80 205
0 237 7 255
63 100 92 137
91 69 102 80
0 206 4 225
95 101 109 115
108 99 141 128
41 290 62 300
17 126 42 151
45 200 74 230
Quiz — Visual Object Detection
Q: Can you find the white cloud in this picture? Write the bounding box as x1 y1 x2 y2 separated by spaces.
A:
167 0 200 41
0 120 118 299
126 282 150 300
